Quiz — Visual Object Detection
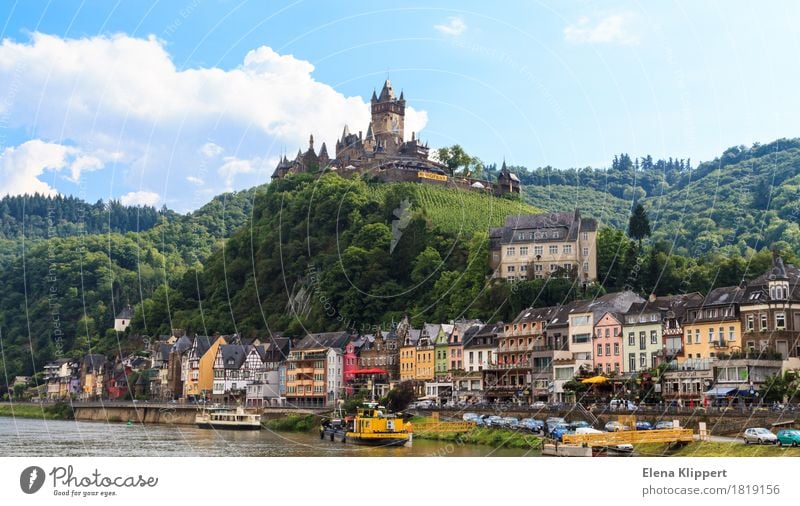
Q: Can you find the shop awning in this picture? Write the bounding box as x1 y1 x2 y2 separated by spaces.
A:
581 375 608 384
703 387 737 397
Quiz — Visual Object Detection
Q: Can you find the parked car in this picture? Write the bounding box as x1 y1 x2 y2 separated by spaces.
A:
520 418 544 433
546 417 567 432
462 412 479 422
502 417 520 429
569 420 591 430
743 428 777 445
777 429 800 447
654 420 674 430
604 421 629 432
635 421 654 431
530 401 546 409
550 424 572 441
485 415 503 428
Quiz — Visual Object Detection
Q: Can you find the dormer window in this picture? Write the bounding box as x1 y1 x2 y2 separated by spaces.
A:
770 281 789 300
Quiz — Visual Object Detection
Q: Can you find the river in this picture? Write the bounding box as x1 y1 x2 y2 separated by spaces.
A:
0 417 538 457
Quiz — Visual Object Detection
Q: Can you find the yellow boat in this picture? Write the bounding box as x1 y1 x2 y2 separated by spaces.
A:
340 402 411 447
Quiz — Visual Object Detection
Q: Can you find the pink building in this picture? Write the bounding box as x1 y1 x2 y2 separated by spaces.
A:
593 312 623 375
343 339 359 395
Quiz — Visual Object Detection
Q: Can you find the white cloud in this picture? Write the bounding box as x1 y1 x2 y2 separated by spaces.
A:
186 175 204 185
200 142 223 158
564 13 638 45
0 33 429 210
0 140 78 196
119 190 160 207
434 17 467 37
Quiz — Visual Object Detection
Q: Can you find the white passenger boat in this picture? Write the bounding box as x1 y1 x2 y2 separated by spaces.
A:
195 405 262 430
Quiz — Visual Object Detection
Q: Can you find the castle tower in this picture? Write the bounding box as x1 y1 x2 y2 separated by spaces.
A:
371 79 405 155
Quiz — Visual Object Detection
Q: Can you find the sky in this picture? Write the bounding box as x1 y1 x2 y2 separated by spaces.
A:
0 0 798 212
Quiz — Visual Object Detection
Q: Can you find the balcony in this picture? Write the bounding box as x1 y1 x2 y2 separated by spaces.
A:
486 363 530 371
712 341 729 349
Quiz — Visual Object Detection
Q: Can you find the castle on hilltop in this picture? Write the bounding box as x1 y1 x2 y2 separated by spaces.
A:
271 80 521 196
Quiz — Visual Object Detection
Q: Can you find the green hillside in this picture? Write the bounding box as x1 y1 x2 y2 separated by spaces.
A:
518 138 800 255
367 182 538 235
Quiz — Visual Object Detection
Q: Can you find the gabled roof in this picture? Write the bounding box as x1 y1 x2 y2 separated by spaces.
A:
172 335 193 354
217 345 251 370
115 305 134 319
294 331 353 351
83 354 107 372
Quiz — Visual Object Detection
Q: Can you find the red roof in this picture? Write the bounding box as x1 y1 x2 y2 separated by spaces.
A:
351 368 388 375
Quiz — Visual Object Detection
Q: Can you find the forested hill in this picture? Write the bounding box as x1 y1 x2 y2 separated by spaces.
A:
517 138 800 255
0 186 261 377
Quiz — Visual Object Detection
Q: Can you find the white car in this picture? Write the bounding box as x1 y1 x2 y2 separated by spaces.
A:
743 428 777 445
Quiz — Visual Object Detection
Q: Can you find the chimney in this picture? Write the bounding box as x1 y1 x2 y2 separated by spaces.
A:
648 293 656 303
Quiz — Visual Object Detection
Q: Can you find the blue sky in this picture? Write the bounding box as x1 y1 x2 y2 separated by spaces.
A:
0 1 798 211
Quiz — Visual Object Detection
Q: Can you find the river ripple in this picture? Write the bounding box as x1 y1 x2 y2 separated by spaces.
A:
0 416 537 457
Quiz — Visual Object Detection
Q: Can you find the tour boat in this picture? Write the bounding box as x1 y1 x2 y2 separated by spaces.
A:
195 405 262 430
321 402 410 446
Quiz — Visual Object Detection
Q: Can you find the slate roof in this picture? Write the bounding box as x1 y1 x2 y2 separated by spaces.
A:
83 354 107 372
294 331 353 351
489 211 597 248
172 335 193 355
218 345 251 370
115 305 134 320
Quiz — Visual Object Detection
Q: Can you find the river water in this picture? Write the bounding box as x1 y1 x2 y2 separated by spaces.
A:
0 417 537 457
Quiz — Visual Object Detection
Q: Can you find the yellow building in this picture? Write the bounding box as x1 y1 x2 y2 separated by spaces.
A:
198 336 226 397
400 338 418 382
681 287 742 362
414 324 436 381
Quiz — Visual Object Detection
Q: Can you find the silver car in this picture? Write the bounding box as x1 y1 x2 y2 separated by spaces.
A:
743 427 777 444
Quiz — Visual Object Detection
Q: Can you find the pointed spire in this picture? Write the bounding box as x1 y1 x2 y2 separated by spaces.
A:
308 134 314 151
371 89 378 103
378 79 394 101
501 158 508 172
365 122 374 140
399 89 404 101
319 142 329 157
341 124 350 140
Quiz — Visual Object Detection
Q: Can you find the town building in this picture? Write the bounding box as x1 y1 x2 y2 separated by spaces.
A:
489 210 598 284
647 293 704 362
358 327 400 382
593 312 623 375
738 254 800 365
434 323 454 381
621 302 663 373
453 323 491 401
285 331 352 407
681 287 743 362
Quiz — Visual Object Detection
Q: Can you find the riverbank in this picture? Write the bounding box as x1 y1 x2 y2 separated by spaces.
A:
635 441 800 457
263 414 319 432
412 426 543 450
0 402 74 420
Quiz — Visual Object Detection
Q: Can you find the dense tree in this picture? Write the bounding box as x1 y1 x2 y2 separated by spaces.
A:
628 203 652 245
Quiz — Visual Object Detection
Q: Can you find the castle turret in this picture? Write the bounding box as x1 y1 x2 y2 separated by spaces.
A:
371 79 405 155
318 142 330 168
494 159 521 195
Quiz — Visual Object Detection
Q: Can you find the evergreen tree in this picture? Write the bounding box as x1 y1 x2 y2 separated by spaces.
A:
628 203 651 246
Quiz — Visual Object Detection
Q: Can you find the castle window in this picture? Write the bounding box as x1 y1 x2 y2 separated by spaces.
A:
507 265 515 273
519 246 528 256
583 262 589 272
534 264 543 272
563 245 572 254
506 247 515 256
534 246 543 256
549 245 558 255
583 247 589 256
